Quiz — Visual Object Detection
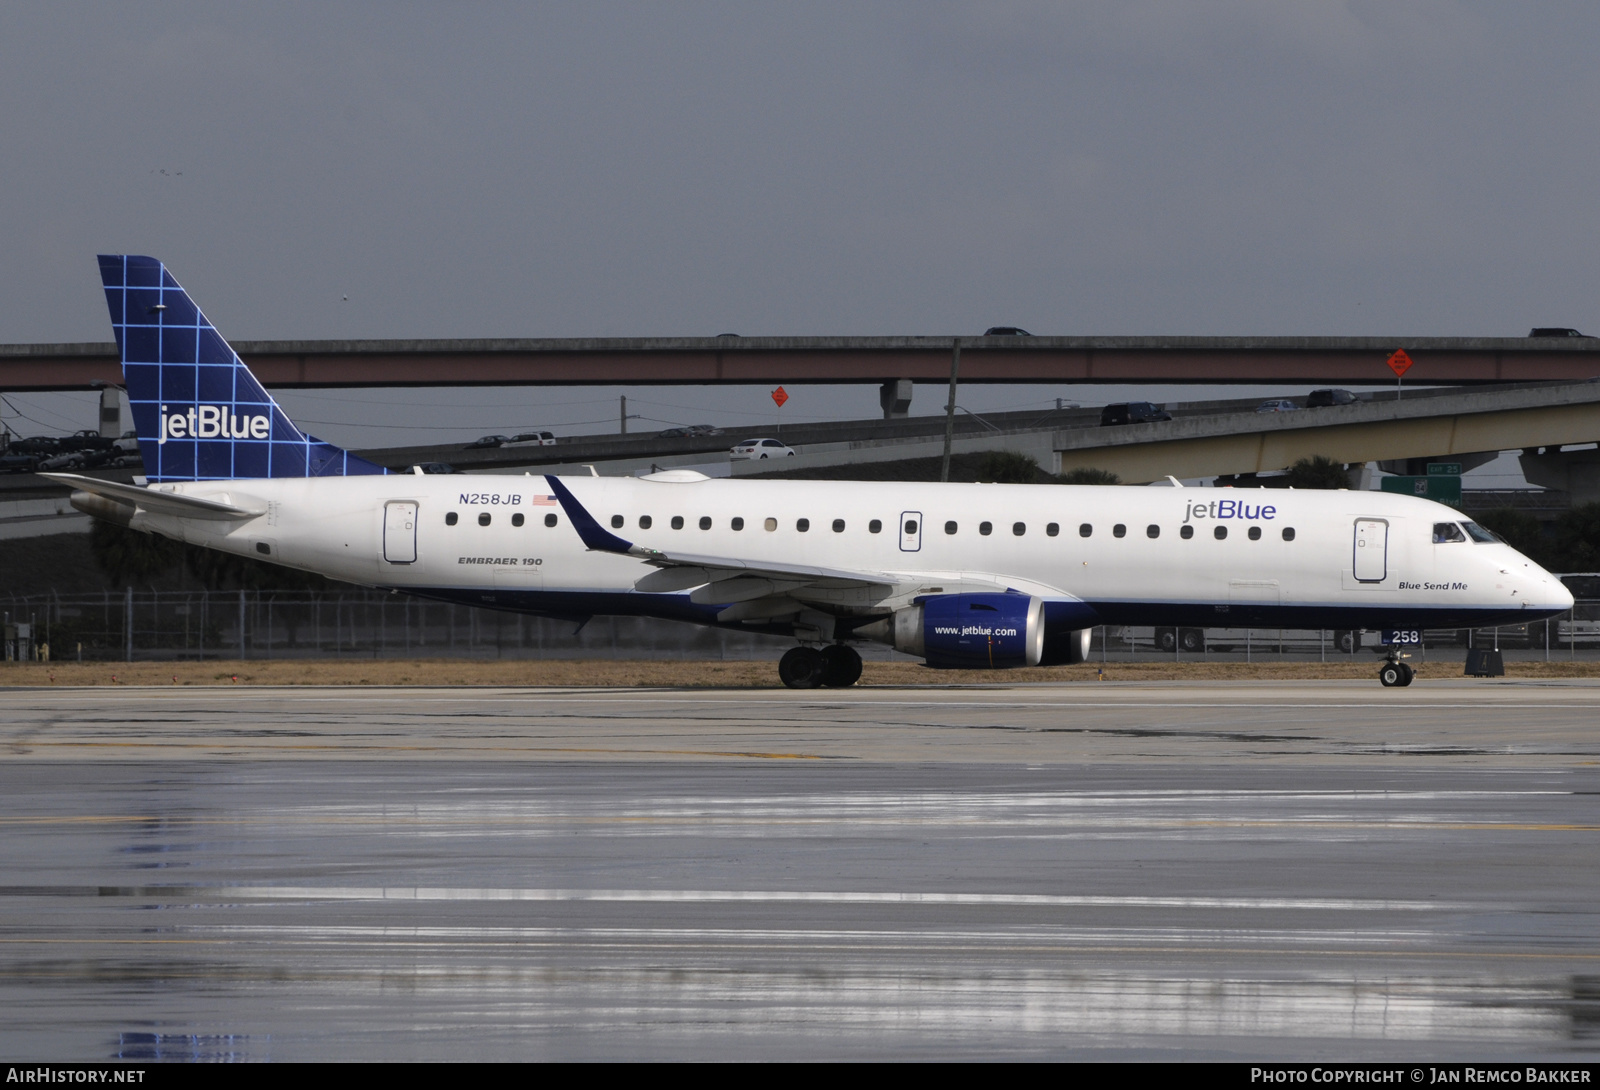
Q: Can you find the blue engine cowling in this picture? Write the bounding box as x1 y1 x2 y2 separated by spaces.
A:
896 593 1045 669
864 593 1102 669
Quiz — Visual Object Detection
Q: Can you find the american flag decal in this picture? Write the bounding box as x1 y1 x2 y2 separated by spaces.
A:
531 494 557 506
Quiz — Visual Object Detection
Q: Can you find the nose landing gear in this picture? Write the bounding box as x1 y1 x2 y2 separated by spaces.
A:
778 644 863 689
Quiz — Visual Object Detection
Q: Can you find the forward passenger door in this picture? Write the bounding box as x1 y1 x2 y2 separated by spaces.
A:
1353 518 1388 583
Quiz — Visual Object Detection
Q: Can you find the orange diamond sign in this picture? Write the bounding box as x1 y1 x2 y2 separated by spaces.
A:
1387 349 1413 377
771 386 789 408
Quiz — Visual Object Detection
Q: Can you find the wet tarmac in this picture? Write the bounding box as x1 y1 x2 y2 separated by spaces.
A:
1 680 1598 1060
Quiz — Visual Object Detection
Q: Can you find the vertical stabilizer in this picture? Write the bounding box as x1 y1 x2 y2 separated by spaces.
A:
97 255 388 482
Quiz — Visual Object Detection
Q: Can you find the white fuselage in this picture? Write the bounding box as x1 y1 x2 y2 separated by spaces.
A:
120 474 1574 636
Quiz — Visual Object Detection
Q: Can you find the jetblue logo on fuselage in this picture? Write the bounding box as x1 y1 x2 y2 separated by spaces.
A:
1183 499 1277 523
157 404 270 444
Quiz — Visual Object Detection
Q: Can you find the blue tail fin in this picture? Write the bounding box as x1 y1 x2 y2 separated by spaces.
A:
97 255 388 482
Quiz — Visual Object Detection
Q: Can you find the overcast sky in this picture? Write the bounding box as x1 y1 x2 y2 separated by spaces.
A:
2 2 1596 478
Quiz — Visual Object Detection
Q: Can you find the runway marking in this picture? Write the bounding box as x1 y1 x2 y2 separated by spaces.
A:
90 885 1477 912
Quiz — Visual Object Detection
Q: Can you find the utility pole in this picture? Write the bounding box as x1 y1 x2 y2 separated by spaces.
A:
620 395 627 435
940 339 961 483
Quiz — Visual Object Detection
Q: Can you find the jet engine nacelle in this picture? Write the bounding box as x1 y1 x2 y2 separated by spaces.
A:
862 593 1046 668
856 593 1101 669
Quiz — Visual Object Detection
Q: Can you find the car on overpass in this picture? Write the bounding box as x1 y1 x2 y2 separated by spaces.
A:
730 438 796 460
1255 399 1299 413
1099 402 1172 426
1307 388 1359 407
506 431 557 447
463 434 510 449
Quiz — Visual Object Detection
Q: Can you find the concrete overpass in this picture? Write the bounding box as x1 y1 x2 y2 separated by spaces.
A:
708 381 1600 500
4 334 1599 396
1050 380 1600 487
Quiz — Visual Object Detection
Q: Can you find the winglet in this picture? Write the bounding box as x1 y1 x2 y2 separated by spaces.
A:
544 475 637 554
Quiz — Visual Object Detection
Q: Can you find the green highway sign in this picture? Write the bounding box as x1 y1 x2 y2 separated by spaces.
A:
1381 474 1462 505
1427 462 1462 476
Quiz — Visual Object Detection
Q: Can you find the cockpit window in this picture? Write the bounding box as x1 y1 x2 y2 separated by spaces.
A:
1461 521 1500 543
1433 522 1467 544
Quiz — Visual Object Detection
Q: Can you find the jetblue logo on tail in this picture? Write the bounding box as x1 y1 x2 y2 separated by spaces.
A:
98 255 387 482
159 405 271 443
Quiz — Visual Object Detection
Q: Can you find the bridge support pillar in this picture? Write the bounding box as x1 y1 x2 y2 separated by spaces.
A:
1520 446 1600 505
879 379 913 419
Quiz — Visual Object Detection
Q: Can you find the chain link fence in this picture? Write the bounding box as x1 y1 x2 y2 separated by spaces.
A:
3 588 1597 664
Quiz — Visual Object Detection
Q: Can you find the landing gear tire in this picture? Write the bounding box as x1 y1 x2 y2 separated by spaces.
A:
1179 628 1203 652
779 646 827 689
1379 661 1414 688
820 645 863 688
1156 628 1177 652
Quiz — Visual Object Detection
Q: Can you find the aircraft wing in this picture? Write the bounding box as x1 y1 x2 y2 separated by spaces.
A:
41 472 265 521
543 474 1069 614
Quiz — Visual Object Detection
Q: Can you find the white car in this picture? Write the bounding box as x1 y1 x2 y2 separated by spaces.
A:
506 431 558 447
1255 399 1299 413
730 437 796 460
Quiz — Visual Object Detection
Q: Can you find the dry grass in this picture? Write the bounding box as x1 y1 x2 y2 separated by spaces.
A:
4 657 1599 688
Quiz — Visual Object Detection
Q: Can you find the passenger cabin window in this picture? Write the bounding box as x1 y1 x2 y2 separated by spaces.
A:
903 519 917 534
764 517 777 531
832 519 845 533
1248 526 1261 540
1046 523 1059 537
671 516 684 529
731 517 745 531
1146 524 1159 539
639 515 653 529
869 519 882 534
1180 525 1194 539
1079 523 1092 538
944 521 958 535
1282 527 1296 541
544 513 558 528
1113 524 1126 538
1214 525 1227 540
699 516 712 530
610 515 624 529
1434 522 1467 543
445 512 458 526
1012 522 1026 536
478 513 491 526
979 522 993 536
797 518 810 532
511 513 525 527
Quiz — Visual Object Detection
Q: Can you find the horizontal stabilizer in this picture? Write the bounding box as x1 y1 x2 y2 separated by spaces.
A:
41 473 264 520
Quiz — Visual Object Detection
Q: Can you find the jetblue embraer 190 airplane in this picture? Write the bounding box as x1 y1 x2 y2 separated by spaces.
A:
51 256 1574 688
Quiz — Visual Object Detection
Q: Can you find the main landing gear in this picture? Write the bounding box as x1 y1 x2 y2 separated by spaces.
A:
1378 654 1414 688
778 644 863 689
